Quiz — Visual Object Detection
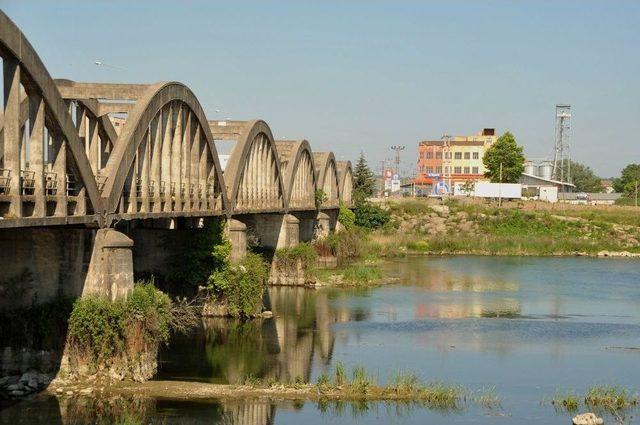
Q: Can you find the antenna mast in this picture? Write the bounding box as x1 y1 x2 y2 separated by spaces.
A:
553 104 571 184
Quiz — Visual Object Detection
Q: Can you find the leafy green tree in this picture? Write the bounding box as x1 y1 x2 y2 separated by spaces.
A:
353 152 376 200
556 161 602 192
613 163 640 194
482 132 525 183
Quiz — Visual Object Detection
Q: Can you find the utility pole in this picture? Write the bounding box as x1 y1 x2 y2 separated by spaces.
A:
442 134 452 194
635 180 638 208
498 162 503 208
390 146 405 176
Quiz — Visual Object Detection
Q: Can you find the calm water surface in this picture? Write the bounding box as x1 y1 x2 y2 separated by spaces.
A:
2 256 640 424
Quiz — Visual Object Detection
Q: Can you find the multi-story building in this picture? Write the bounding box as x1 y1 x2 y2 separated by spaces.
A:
416 128 497 194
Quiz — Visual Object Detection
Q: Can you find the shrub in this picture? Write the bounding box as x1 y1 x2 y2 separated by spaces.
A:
354 201 390 230
67 296 126 362
275 243 318 271
67 282 174 366
322 228 367 264
208 252 268 317
338 202 356 230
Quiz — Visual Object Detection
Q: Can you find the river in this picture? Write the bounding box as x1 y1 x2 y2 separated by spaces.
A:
2 256 639 424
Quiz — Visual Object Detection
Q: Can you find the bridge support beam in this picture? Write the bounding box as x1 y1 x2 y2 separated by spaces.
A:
226 218 247 263
83 228 134 301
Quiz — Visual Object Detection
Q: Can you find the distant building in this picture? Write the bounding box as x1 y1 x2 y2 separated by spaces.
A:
415 128 497 194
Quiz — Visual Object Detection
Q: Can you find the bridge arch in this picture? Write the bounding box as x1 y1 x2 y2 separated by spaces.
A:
224 120 285 214
0 11 102 225
275 140 317 212
313 152 340 209
100 82 227 222
336 160 353 207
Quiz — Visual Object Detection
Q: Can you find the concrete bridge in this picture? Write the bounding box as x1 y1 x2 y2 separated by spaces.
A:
0 11 352 305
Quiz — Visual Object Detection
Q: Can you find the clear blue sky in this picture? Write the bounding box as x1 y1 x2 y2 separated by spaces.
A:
3 1 639 177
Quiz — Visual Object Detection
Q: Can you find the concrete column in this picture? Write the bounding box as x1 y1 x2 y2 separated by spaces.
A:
29 95 46 217
3 57 22 217
314 212 331 239
226 218 247 263
83 228 134 301
284 214 300 248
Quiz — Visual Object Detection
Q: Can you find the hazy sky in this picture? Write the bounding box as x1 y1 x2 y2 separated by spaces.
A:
3 1 639 177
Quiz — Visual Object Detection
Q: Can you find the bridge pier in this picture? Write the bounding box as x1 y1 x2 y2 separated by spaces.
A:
238 213 300 251
314 212 331 239
83 228 134 301
226 218 248 263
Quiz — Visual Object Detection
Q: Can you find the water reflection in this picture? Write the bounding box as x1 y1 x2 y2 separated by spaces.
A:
4 256 640 425
159 286 369 384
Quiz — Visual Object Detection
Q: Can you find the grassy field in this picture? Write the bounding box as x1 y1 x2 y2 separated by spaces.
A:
370 198 640 257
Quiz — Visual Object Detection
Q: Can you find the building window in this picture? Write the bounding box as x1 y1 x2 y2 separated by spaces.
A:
444 166 449 174
426 166 433 173
426 151 433 159
464 152 470 160
435 152 442 159
454 166 462 174
454 152 462 160
473 152 479 160
464 166 470 174
472 167 479 174
435 166 442 174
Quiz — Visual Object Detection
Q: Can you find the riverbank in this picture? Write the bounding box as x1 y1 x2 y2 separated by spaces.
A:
369 198 640 257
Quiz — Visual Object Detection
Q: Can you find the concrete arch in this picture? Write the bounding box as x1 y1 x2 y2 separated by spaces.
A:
0 11 102 224
224 120 285 214
100 82 228 221
275 140 317 211
313 152 340 209
336 160 353 207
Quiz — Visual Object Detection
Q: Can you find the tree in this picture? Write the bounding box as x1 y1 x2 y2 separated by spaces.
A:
556 161 602 193
482 132 525 183
353 152 376 201
613 163 640 194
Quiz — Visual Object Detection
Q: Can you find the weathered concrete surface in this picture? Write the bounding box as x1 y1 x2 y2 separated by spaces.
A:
0 228 92 308
238 213 299 251
226 218 247 263
83 229 134 301
315 212 331 239
293 210 316 242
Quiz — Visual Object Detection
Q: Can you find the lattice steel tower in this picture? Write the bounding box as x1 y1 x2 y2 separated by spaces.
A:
552 104 571 183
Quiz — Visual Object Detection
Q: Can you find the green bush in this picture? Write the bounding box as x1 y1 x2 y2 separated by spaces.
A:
275 243 318 271
354 201 390 229
338 202 356 229
208 252 268 317
323 228 367 264
67 297 126 362
67 282 173 364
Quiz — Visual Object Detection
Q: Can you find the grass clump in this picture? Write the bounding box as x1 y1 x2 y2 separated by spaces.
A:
350 366 376 393
553 392 580 412
420 382 463 410
334 361 348 386
340 264 382 285
474 387 501 409
388 371 421 394
585 385 638 411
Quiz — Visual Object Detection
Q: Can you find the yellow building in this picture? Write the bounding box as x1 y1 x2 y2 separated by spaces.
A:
417 128 497 192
